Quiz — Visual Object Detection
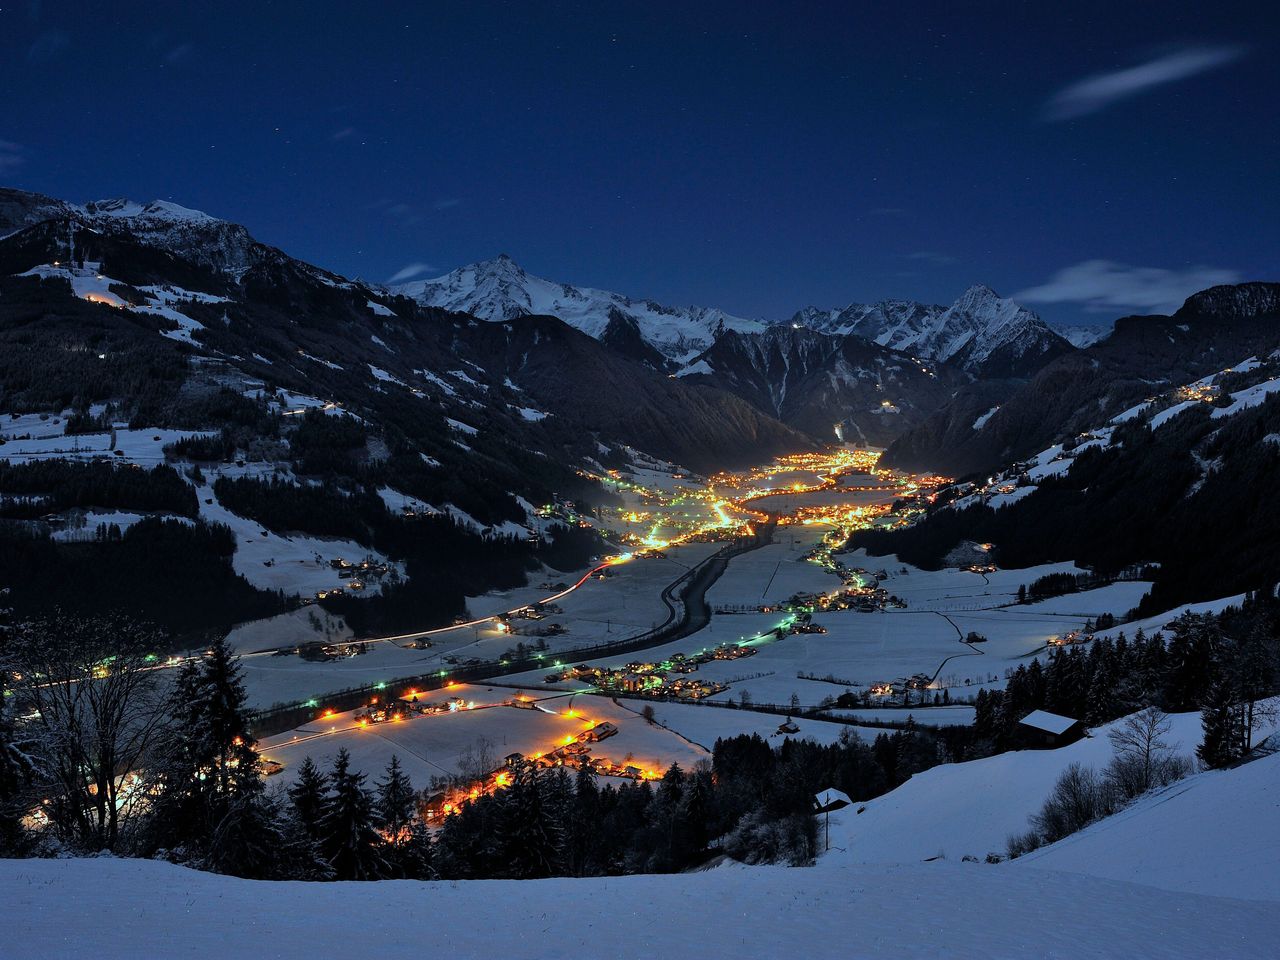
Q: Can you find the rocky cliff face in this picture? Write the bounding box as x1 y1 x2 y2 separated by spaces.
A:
677 326 969 445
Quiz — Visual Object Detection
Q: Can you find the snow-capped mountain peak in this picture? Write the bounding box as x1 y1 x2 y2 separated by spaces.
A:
395 256 768 362
787 284 1073 377
1056 323 1111 349
80 197 221 226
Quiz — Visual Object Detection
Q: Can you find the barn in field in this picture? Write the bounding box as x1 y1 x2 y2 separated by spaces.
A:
1017 710 1085 749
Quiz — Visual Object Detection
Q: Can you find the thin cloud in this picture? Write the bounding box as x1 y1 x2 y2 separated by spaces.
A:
387 262 437 283
331 127 356 141
1044 45 1246 120
0 139 27 175
1014 259 1240 314
164 43 193 64
869 207 908 217
433 198 462 211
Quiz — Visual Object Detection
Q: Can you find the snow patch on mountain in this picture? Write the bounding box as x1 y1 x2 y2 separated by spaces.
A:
1056 323 1111 348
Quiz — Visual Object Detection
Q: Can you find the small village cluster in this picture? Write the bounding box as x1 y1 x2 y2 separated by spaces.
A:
305 554 394 600
543 644 757 699
422 714 645 821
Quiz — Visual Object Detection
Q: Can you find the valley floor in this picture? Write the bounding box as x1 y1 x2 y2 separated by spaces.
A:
2 856 1277 960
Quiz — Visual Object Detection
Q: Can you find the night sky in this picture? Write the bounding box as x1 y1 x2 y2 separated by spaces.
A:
3 1 1277 324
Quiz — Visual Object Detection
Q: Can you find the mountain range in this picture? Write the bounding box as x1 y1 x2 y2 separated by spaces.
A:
7 185 1274 494
882 282 1280 477
0 187 812 482
397 256 1081 379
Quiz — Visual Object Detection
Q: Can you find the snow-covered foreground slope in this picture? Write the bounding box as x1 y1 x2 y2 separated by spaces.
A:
826 710 1209 866
3 856 1277 960
1013 749 1280 902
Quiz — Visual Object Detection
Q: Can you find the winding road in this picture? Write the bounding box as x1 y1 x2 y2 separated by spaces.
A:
249 520 778 737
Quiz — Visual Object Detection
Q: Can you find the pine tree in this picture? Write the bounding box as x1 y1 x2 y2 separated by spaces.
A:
288 756 329 841
399 819 435 880
200 636 259 797
497 758 563 879
321 748 386 880
374 755 416 875
681 765 712 856
1164 615 1217 711
206 791 285 879
1198 678 1241 769
152 635 261 856
567 763 600 876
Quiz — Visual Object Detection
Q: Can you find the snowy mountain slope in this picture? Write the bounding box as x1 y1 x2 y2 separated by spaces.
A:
949 350 1280 517
3 855 1277 960
678 325 969 443
1056 323 1111 349
825 709 1210 867
883 282 1280 476
396 254 768 363
788 285 1075 378
0 187 346 284
789 298 945 340
1013 747 1280 901
0 190 811 475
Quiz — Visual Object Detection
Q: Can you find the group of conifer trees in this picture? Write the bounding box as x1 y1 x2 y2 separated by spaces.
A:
974 589 1280 767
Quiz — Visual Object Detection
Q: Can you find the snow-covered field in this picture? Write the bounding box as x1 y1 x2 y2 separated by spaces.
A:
504 547 1146 711
640 699 884 749
259 689 711 785
3 856 1275 959
1014 749 1280 902
743 486 899 513
233 543 723 709
196 483 402 597
821 705 977 727
825 707 1279 870
0 427 214 465
706 526 842 607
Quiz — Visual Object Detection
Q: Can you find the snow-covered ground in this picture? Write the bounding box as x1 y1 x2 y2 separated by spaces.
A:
706 526 842 608
196 483 401 598
640 699 884 749
820 705 977 727
259 689 712 785
232 543 727 709
503 547 1142 710
3 856 1275 959
824 707 1278 869
0 427 214 465
49 509 192 541
1013 748 1280 901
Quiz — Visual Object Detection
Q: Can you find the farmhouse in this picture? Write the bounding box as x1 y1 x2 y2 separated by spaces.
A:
1017 710 1085 749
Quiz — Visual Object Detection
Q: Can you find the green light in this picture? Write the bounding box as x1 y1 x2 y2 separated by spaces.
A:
304 698 318 708
374 682 386 690
439 670 448 677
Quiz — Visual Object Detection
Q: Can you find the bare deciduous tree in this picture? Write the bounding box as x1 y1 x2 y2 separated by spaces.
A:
1107 706 1179 795
455 736 496 785
10 613 168 851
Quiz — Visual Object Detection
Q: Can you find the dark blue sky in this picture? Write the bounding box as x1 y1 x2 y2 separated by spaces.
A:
3 1 1277 324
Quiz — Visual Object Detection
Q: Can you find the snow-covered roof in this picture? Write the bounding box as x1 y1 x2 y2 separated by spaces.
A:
815 788 853 810
1019 710 1079 736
